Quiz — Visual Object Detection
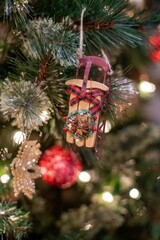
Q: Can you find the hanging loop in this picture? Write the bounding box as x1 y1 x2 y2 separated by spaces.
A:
77 5 86 60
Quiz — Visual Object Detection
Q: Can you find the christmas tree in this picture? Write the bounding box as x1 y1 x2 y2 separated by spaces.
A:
0 0 160 239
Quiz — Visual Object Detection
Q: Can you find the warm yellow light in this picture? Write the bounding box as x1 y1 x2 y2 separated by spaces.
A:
78 171 91 182
129 188 141 199
0 174 10 184
139 81 156 93
13 131 26 144
102 191 113 202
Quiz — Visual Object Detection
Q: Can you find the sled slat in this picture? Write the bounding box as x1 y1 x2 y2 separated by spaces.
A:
65 79 109 91
66 93 78 144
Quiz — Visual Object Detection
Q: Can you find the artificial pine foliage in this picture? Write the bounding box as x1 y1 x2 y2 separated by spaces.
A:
0 201 31 240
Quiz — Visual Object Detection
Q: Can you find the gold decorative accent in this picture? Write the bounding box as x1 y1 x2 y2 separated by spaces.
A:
10 140 41 199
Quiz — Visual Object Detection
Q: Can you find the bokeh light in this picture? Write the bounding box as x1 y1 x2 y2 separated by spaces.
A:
78 171 91 183
40 110 50 122
129 188 141 199
139 81 156 93
13 131 26 144
0 174 10 184
102 191 114 202
104 120 112 133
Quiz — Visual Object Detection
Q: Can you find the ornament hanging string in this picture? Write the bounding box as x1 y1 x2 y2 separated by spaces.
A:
101 49 113 75
77 6 113 74
77 5 86 60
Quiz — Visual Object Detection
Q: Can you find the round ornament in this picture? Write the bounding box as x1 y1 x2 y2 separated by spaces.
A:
64 109 96 140
39 145 82 188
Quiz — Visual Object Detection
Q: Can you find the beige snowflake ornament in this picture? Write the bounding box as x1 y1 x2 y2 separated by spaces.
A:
10 140 41 199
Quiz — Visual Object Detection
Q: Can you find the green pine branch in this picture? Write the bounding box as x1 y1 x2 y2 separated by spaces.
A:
0 0 31 29
30 0 160 52
0 201 31 240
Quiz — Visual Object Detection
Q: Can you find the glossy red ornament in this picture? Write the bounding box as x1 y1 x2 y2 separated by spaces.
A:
39 145 82 188
148 29 160 62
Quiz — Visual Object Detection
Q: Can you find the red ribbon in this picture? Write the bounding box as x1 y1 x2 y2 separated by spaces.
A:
67 85 104 115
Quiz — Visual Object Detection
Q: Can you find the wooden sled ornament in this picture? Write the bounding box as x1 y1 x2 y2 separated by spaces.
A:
64 56 110 148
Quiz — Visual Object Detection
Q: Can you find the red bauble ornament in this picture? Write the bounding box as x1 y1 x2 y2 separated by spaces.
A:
148 29 160 62
39 145 82 189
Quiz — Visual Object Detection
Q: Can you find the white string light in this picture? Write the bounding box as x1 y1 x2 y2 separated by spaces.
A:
13 131 26 144
78 171 91 182
0 174 10 184
102 191 114 202
129 188 141 199
139 81 156 93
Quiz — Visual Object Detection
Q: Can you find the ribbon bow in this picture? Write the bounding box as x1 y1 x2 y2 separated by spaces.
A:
67 85 104 115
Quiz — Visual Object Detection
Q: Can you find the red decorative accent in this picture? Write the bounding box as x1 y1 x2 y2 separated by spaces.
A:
39 145 82 188
63 127 69 132
93 115 97 120
149 33 160 46
148 30 160 62
93 127 97 131
66 89 71 94
150 50 160 61
63 116 68 120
